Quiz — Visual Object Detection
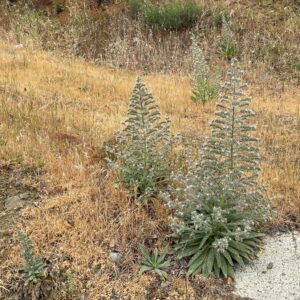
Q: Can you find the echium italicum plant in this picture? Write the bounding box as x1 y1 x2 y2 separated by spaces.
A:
191 34 219 104
220 17 236 60
164 59 272 278
106 78 174 203
18 231 47 285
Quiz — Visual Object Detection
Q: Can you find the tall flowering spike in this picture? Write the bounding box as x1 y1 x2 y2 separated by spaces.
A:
166 59 272 278
203 59 259 175
220 17 236 59
191 34 219 104
221 17 234 47
200 58 267 217
124 77 171 152
191 33 209 80
107 78 172 203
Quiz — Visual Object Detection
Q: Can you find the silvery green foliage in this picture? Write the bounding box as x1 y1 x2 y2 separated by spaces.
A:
165 59 272 277
139 244 171 280
107 78 173 203
191 34 219 104
18 231 46 285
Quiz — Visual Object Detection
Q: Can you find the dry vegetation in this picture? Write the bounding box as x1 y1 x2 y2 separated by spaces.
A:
0 42 299 299
0 0 299 299
0 0 299 80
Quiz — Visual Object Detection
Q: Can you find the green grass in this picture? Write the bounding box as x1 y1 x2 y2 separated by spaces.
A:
143 0 201 30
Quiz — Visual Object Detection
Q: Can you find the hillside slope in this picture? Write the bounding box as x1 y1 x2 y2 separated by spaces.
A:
0 0 299 81
0 44 299 299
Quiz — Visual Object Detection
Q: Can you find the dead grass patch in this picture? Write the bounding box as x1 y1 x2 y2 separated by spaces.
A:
0 44 299 299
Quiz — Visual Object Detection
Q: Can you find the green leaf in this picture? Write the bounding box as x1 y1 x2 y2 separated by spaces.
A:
223 250 234 266
233 241 254 254
177 245 200 259
180 235 205 245
139 244 151 261
140 265 153 274
213 260 220 277
188 244 209 267
206 248 215 275
238 251 251 262
227 264 235 278
219 254 228 277
153 248 159 262
159 261 171 268
202 261 210 278
188 248 209 275
157 247 169 264
215 251 221 268
198 234 211 249
243 240 260 248
155 269 168 280
227 247 245 267
247 233 265 239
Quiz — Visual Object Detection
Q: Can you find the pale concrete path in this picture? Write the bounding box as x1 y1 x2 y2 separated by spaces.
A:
235 232 300 300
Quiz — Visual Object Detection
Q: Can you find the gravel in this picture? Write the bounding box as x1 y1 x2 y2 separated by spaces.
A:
235 232 300 300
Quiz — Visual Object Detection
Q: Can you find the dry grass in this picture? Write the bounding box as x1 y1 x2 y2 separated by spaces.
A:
0 43 299 299
1 0 299 81
102 0 300 80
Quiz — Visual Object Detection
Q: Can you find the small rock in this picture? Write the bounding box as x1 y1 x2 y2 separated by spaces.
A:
267 262 274 270
161 281 171 288
109 251 121 263
278 225 289 233
80 294 86 300
5 195 24 210
19 193 29 200
14 44 24 49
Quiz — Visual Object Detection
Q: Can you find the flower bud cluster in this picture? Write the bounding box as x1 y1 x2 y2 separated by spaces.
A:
212 237 230 253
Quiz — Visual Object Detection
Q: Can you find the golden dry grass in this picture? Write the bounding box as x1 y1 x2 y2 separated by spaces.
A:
0 43 299 299
1 0 299 81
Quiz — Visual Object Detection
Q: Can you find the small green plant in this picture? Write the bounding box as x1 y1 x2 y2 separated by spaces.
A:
143 3 161 26
165 59 272 278
191 34 219 104
106 78 173 203
290 59 300 72
211 9 230 29
65 271 75 295
139 244 171 280
18 231 47 285
220 17 236 60
55 3 65 14
143 0 201 30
